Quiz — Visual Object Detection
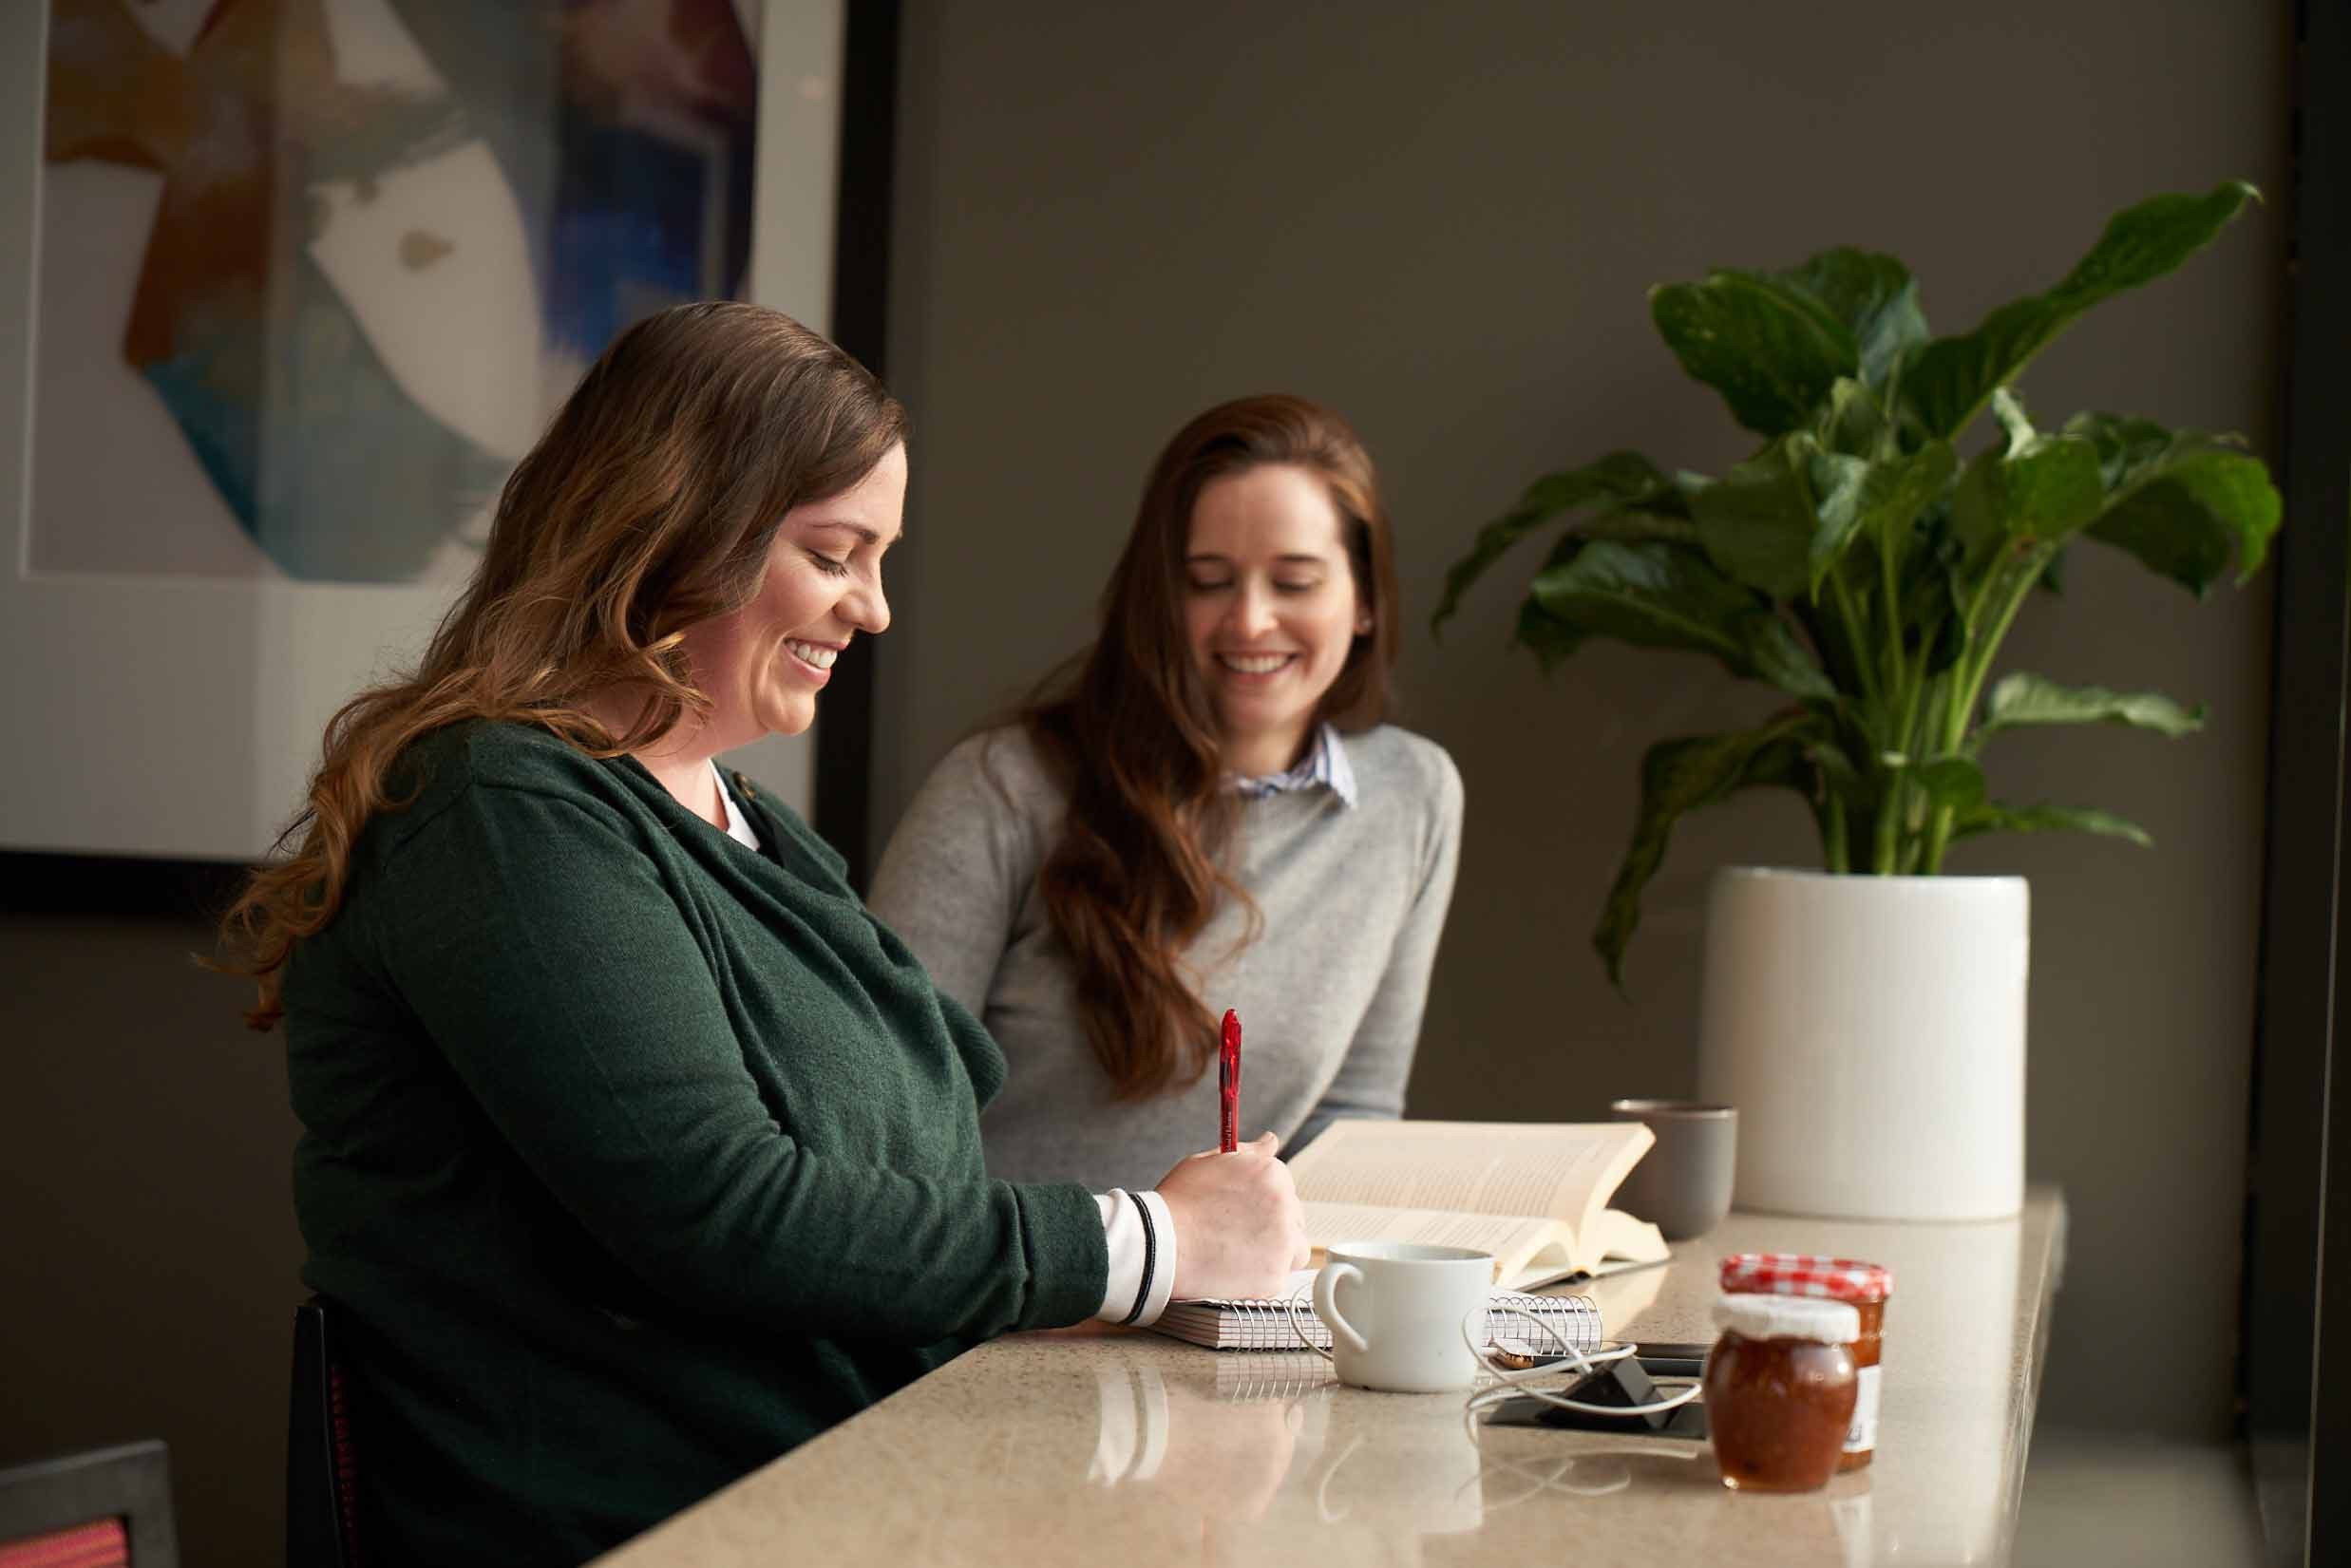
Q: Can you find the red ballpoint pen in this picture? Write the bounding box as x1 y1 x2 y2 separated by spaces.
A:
1219 1008 1242 1154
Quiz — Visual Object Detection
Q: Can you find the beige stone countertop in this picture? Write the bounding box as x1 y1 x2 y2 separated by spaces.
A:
597 1188 2065 1568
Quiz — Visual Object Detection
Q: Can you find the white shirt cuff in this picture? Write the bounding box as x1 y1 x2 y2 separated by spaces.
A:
1092 1188 1176 1327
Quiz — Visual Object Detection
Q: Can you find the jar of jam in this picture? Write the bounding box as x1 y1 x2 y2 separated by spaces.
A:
1720 1254 1893 1470
1702 1294 1859 1493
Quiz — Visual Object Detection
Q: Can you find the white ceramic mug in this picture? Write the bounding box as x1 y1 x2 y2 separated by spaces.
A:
1287 1241 1493 1393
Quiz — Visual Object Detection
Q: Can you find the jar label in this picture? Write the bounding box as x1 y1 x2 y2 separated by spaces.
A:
1846 1364 1881 1453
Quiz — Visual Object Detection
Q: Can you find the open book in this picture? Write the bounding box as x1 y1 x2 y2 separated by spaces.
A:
1285 1119 1669 1291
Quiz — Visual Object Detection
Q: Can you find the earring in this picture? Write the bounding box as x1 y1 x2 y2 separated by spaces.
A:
1356 614 1374 635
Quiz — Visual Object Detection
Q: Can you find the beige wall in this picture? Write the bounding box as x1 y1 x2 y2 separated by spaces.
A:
878 0 2286 1437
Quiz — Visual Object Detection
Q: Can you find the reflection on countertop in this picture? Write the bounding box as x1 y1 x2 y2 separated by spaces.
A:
1077 1351 1876 1568
1088 1355 1485 1559
595 1192 2064 1568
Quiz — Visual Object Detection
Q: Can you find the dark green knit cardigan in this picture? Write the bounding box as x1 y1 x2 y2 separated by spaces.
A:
284 721 1106 1564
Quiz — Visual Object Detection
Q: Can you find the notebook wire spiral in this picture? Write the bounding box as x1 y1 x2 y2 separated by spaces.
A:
1151 1289 1602 1354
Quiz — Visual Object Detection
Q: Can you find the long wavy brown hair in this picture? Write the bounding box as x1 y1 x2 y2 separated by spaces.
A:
1024 394 1400 1100
217 302 907 1029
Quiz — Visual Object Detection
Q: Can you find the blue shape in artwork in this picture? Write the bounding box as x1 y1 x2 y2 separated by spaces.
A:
142 348 263 532
547 126 711 361
141 254 513 581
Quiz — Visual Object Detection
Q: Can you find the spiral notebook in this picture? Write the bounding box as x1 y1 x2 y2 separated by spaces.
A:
1151 1271 1603 1355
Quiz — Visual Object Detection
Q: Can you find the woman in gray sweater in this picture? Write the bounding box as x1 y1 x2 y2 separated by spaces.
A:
870 395 1464 1194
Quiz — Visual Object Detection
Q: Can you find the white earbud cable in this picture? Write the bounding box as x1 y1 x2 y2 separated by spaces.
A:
1459 1305 1703 1424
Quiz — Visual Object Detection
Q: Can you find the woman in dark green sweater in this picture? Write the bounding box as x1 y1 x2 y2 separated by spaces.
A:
219 304 1308 1565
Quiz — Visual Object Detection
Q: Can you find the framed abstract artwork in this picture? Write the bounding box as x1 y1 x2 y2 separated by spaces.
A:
0 0 853 861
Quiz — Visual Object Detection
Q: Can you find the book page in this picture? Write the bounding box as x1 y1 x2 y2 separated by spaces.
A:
1301 1201 1574 1286
1288 1120 1655 1237
1586 1207 1670 1265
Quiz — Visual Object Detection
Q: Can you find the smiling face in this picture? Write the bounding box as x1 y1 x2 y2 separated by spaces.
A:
679 441 906 750
1183 462 1371 777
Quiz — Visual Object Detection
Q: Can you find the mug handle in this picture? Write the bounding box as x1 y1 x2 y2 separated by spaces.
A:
1299 1262 1368 1358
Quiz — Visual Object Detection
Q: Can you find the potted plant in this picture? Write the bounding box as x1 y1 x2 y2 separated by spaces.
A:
1432 181 2281 1220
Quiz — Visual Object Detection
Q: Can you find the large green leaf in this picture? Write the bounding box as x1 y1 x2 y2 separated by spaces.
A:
1789 595 1870 700
1909 754 1988 815
1808 441 1959 593
1650 272 1856 436
1526 539 1833 701
1502 521 1701 672
1745 614 1839 702
1512 596 1585 673
1898 557 1968 676
1902 181 2261 440
1805 737 1869 804
1573 509 1704 547
2091 484 2236 595
1527 540 1759 665
1821 376 1888 458
1802 449 1870 587
1918 573 1975 676
1694 440 1818 599
2066 413 2283 595
1950 433 2105 568
1594 711 1825 988
1952 801 2154 847
1507 532 1605 671
2071 408 2170 475
1431 453 1674 633
1775 250 1929 390
1976 671 2205 738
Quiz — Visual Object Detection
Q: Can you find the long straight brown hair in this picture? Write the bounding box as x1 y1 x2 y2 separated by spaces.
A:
217 303 907 1028
1024 394 1401 1100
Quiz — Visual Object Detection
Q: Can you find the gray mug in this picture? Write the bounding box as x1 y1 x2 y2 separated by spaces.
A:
1608 1099 1736 1240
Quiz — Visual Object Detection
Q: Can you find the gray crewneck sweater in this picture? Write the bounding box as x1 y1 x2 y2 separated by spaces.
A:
868 724 1464 1191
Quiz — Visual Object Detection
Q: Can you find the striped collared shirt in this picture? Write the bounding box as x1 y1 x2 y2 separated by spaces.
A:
1230 723 1358 809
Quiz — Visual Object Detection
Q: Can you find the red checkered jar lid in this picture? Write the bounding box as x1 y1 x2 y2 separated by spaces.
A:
1718 1253 1893 1302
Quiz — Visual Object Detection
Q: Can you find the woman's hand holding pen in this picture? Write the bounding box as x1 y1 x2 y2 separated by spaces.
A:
1156 1132 1311 1301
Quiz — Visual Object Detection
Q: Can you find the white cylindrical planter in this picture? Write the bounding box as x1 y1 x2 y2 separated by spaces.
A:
1696 867 2028 1221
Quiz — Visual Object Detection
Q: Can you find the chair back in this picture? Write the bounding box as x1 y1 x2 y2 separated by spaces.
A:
0 1440 176 1568
287 1299 360 1568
